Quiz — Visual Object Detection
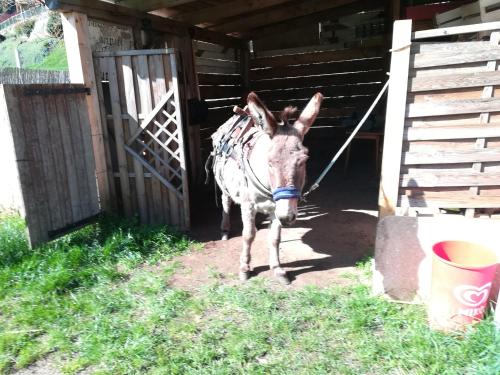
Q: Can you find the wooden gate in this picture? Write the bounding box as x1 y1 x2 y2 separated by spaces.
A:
379 20 500 218
93 49 190 229
0 84 100 247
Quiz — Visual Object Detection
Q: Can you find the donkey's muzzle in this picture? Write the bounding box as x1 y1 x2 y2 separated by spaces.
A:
279 213 297 227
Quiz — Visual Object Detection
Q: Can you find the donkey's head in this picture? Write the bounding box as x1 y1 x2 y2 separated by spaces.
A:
247 92 323 226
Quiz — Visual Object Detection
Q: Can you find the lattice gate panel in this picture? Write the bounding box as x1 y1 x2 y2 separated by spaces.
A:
94 49 190 229
125 88 184 199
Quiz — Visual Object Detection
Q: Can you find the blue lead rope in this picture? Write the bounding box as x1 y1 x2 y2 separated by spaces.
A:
272 187 301 201
302 77 390 200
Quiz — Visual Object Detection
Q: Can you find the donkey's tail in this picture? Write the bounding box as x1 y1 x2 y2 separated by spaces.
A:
204 152 215 185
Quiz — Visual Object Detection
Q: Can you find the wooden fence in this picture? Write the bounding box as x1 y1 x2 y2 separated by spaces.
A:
195 40 247 128
0 84 99 247
0 68 70 84
94 49 190 229
249 45 387 131
194 40 248 160
379 20 500 218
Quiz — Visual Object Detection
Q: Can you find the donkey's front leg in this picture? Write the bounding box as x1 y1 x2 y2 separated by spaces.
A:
221 193 232 240
239 202 256 281
268 214 290 285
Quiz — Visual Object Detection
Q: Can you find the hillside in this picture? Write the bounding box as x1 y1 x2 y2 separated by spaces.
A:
0 7 68 71
0 34 68 70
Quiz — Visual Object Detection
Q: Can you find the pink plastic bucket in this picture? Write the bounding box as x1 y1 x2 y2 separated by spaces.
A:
428 241 498 331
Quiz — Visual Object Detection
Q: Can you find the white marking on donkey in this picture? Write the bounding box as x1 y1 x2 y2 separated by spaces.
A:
211 92 323 284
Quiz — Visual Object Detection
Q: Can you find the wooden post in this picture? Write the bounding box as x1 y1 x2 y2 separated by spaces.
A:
172 34 202 185
61 12 113 211
378 19 412 218
390 0 401 21
239 43 250 94
14 48 21 68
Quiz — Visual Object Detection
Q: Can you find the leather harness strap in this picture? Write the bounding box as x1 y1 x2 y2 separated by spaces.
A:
211 110 301 202
212 113 273 198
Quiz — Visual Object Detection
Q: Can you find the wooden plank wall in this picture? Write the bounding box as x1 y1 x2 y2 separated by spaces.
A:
1 84 100 247
0 85 24 215
94 50 189 229
194 40 247 158
249 46 387 134
380 20 500 217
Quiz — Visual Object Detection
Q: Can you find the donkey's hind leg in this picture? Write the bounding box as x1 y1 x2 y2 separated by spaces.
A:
221 193 232 240
239 202 256 281
268 214 290 285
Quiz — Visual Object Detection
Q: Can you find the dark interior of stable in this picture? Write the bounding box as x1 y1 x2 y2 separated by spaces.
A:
185 1 391 239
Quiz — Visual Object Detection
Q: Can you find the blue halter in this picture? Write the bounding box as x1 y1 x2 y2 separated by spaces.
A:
272 186 301 201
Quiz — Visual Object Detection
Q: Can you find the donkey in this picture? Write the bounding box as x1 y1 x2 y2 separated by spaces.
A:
211 92 323 284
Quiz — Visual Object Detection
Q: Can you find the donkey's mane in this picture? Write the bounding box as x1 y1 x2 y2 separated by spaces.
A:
280 105 298 124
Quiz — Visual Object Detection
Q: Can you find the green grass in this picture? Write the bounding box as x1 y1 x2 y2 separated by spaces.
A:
0 37 19 68
0 215 499 374
0 36 67 70
16 37 67 70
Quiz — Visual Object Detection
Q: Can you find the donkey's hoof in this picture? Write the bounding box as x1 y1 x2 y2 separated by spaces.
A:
276 274 291 285
239 271 250 281
221 231 229 241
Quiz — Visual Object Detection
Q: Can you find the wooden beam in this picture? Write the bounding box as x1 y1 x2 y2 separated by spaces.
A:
409 70 500 92
251 47 385 68
413 21 500 40
378 19 412 218
61 12 112 212
400 195 500 209
46 0 247 49
210 0 357 33
245 0 385 40
172 0 292 25
404 124 500 141
407 98 500 118
127 0 199 12
390 0 401 21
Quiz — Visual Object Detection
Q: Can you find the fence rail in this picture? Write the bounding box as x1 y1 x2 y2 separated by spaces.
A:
0 5 46 31
0 68 69 84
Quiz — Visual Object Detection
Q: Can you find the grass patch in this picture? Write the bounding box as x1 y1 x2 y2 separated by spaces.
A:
16 38 67 70
0 36 67 70
0 215 498 374
0 37 19 68
0 214 193 373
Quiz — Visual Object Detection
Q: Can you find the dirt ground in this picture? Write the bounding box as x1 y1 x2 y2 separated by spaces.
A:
172 139 380 289
11 140 380 375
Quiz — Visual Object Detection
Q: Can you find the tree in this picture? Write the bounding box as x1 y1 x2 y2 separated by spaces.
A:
0 1 41 13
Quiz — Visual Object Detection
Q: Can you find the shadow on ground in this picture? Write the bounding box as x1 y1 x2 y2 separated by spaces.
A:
178 140 380 289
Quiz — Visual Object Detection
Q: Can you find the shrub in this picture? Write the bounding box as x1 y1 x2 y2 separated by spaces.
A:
15 19 35 37
46 11 63 39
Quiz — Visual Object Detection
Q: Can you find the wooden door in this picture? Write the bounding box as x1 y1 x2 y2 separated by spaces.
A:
1 84 100 247
93 49 190 229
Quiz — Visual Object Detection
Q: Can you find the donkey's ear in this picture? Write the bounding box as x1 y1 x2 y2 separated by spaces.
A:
294 93 323 138
247 92 278 137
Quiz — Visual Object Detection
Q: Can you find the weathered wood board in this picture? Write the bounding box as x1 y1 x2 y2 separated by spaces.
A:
379 20 500 217
249 45 387 129
0 84 100 247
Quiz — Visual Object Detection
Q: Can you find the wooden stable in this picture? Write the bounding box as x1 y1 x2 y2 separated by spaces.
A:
44 0 394 231
6 0 500 246
380 20 500 218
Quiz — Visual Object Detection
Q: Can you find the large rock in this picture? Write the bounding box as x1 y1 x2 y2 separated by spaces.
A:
373 215 500 304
